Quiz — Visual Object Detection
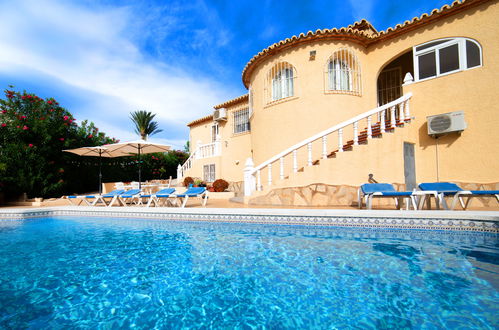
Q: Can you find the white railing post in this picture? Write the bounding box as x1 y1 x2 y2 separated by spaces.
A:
390 106 396 128
367 116 372 139
243 158 255 196
268 163 272 187
279 157 284 180
177 164 182 179
380 111 386 133
322 136 327 159
196 140 202 159
307 143 312 166
399 103 405 122
247 93 412 190
353 121 359 145
215 136 221 156
293 150 298 173
257 170 262 191
338 128 343 152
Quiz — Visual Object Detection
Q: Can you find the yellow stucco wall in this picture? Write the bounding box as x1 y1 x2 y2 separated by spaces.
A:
185 101 252 182
185 0 499 191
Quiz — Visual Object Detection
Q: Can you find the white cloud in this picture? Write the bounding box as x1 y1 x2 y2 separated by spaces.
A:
347 0 376 21
0 0 236 142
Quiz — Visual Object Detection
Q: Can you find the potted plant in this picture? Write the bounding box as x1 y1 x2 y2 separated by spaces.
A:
213 179 229 192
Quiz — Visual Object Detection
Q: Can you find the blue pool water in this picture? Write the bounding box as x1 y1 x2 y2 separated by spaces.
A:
0 217 498 329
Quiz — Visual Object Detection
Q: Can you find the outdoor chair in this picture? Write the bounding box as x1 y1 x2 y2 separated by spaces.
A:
142 188 176 207
69 189 126 206
175 187 208 208
419 182 499 210
109 188 142 207
358 183 416 210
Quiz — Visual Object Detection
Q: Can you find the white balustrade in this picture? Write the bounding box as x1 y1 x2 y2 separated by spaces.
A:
268 164 272 186
322 136 327 159
353 121 358 145
280 157 284 180
390 106 396 128
367 116 372 139
380 111 386 133
307 143 313 166
243 93 412 195
338 128 343 152
293 150 298 173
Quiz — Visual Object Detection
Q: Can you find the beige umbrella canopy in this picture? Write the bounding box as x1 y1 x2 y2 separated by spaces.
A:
103 139 171 189
63 146 127 194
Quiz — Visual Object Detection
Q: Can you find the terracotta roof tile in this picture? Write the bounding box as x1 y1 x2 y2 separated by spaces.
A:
241 0 491 88
186 114 212 127
213 94 249 109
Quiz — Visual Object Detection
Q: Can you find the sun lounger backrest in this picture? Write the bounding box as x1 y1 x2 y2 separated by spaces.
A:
102 189 125 197
419 182 462 192
361 183 397 194
184 187 206 195
156 188 175 195
121 189 141 197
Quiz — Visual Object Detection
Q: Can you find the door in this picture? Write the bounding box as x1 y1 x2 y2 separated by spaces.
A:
403 142 416 191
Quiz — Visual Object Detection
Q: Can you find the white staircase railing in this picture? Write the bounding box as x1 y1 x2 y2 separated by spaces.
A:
177 140 221 179
244 93 412 195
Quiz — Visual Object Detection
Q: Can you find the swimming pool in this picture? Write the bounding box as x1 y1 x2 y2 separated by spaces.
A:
0 216 497 328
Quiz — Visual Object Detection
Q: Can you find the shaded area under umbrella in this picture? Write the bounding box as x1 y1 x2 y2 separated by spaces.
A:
63 146 127 194
103 139 171 189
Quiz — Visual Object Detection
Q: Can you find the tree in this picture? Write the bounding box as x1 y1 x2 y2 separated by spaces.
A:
130 110 162 140
0 87 116 198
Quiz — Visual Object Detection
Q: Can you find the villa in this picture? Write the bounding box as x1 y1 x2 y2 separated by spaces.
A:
178 0 499 207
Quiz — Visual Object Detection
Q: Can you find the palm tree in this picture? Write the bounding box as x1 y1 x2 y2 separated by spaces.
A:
130 110 163 140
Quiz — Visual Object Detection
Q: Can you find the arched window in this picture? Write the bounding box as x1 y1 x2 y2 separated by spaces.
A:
414 38 482 81
266 62 296 103
326 49 361 94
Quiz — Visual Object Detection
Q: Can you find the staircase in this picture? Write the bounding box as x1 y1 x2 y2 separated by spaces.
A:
244 93 413 196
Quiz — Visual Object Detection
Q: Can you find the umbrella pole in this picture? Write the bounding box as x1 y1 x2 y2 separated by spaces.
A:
138 146 141 190
99 150 103 195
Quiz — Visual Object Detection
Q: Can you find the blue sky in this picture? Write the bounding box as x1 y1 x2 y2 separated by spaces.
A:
0 0 452 149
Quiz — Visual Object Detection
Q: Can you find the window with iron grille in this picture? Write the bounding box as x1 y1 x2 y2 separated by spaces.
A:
414 38 482 81
203 164 215 182
326 49 361 94
266 62 296 103
233 108 250 134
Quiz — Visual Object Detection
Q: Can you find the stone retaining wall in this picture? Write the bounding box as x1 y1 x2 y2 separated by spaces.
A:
249 182 499 208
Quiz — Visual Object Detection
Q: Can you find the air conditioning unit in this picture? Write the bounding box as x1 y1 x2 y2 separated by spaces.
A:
427 111 467 136
213 108 227 121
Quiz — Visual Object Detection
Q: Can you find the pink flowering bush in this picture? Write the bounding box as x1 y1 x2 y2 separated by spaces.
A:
0 86 117 198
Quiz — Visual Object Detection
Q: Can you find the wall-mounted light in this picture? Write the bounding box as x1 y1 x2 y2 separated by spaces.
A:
309 50 316 61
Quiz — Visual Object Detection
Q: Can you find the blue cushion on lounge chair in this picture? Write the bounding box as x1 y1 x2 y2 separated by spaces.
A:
176 187 206 197
419 182 462 195
361 183 398 194
119 189 141 198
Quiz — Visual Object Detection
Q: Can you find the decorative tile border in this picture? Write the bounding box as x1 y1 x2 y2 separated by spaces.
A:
0 207 498 233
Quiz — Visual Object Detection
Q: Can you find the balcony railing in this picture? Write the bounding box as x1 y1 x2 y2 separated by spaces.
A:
177 140 221 179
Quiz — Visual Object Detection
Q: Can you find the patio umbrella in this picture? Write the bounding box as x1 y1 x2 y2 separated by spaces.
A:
63 146 127 194
103 139 171 189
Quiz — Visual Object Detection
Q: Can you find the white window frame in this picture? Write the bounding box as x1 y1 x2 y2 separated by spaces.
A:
272 67 294 101
413 37 482 82
211 123 219 142
233 108 250 134
203 164 216 182
325 48 361 95
265 62 297 104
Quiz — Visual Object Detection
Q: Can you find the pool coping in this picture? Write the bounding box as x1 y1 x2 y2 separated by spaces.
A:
0 206 498 233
